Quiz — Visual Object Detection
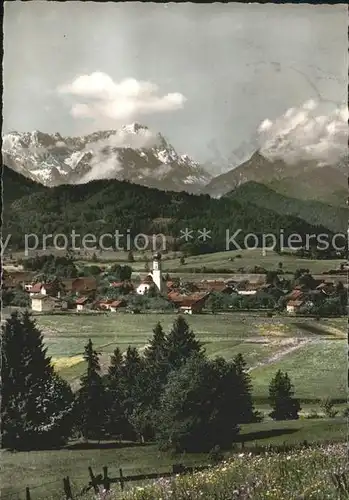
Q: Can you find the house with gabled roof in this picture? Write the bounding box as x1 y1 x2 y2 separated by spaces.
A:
168 292 210 314
31 294 67 312
95 298 126 312
75 296 90 311
29 282 57 297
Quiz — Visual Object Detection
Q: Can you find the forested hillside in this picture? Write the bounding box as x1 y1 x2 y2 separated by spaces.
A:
3 166 334 252
268 166 347 207
227 181 347 233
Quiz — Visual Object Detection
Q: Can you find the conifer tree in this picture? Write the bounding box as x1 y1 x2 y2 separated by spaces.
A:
164 316 204 372
105 347 128 438
119 347 145 414
268 370 301 421
76 339 107 440
1 311 74 450
232 353 257 423
130 323 168 441
118 346 146 440
143 323 168 404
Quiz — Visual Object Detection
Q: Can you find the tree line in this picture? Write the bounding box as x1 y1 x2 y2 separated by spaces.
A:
3 166 333 252
1 311 300 453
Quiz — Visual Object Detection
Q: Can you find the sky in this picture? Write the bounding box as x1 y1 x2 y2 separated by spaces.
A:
3 2 348 171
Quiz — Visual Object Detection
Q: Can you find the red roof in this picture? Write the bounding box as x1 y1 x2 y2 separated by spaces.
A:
97 300 111 307
109 300 125 308
287 300 305 307
30 282 54 293
75 296 89 305
287 289 304 301
199 280 226 288
166 281 177 288
169 292 209 307
72 278 97 292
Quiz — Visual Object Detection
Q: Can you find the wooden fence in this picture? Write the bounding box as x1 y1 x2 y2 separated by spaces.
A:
20 439 336 499
24 463 210 499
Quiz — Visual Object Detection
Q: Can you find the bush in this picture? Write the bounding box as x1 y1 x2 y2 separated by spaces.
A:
341 407 349 418
320 398 338 418
305 410 322 420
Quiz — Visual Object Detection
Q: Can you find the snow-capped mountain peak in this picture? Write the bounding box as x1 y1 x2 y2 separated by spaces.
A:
2 125 212 193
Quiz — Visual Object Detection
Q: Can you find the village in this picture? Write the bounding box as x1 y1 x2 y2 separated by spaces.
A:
3 251 348 318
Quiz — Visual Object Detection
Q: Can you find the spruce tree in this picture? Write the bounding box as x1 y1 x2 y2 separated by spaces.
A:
118 347 146 440
164 316 204 372
232 353 257 423
143 323 168 404
105 347 129 438
131 323 168 441
268 370 301 421
76 339 107 440
119 347 145 414
1 311 74 450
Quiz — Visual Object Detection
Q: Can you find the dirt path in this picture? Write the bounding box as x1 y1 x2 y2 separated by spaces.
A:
247 338 315 372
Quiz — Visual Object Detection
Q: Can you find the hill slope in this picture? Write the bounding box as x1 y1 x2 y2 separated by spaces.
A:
202 151 320 197
203 150 347 203
227 181 348 233
268 166 348 207
3 167 333 252
2 164 45 205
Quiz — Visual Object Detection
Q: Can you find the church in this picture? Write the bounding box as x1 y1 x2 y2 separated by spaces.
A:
136 252 167 295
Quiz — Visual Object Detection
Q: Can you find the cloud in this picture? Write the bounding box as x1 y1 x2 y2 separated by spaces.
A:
257 100 348 165
58 72 186 123
78 126 160 183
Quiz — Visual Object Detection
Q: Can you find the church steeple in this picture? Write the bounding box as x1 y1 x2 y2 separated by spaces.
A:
152 252 163 292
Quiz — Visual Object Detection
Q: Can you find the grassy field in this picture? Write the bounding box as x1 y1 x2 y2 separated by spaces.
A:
75 249 345 278
251 339 346 401
160 249 345 274
7 248 345 276
1 418 346 500
33 312 346 403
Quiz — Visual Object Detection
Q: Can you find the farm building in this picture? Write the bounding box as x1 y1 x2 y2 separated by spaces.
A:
168 292 210 314
95 299 126 312
61 277 97 295
75 296 90 311
29 282 56 297
31 294 67 312
286 300 306 314
3 271 35 291
198 280 234 294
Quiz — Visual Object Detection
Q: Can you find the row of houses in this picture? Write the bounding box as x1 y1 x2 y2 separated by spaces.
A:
3 253 347 315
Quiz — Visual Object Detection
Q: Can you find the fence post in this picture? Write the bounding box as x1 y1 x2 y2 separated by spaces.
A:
25 487 31 500
172 463 184 474
103 466 110 491
88 466 99 494
63 476 74 500
119 468 124 491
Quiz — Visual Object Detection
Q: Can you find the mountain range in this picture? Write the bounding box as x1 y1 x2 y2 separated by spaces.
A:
2 125 212 194
3 163 336 255
2 124 347 253
2 124 347 205
203 150 348 205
